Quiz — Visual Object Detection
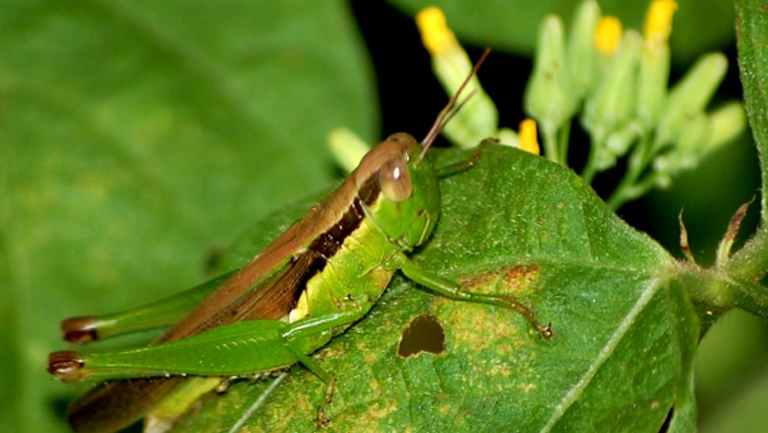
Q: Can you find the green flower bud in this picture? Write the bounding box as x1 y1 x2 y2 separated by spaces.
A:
327 127 370 173
595 17 623 73
416 7 498 147
595 147 619 171
653 152 697 174
636 0 677 128
567 0 601 99
497 120 541 155
637 42 670 128
676 112 711 153
655 52 727 148
497 127 519 148
525 16 577 133
606 121 642 157
594 122 642 171
653 113 708 174
582 30 642 141
703 101 746 154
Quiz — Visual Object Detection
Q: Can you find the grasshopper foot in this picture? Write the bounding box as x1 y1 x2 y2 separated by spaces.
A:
315 381 336 428
535 322 553 340
500 296 553 340
61 316 99 344
47 351 85 383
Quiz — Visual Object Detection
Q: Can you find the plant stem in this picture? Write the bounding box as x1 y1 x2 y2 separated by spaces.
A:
542 124 560 163
581 131 604 184
607 149 642 209
558 121 572 164
723 270 768 322
727 226 768 282
607 134 654 209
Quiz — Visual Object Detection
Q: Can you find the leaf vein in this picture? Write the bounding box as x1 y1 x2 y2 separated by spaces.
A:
537 277 665 432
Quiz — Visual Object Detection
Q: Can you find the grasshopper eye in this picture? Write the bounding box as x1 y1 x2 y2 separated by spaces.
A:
379 155 412 202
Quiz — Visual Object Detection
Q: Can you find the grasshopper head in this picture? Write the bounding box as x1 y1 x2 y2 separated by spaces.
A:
350 50 490 251
353 132 440 251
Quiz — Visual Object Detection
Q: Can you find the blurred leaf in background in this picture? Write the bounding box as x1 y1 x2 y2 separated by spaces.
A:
0 1 375 432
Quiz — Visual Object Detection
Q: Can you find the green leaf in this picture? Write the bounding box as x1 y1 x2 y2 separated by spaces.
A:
727 0 768 283
735 0 768 219
386 0 733 63
170 147 700 433
0 1 375 432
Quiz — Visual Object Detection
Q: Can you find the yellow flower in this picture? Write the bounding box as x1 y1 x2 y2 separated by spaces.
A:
519 119 540 155
594 17 622 55
644 0 678 46
416 7 458 54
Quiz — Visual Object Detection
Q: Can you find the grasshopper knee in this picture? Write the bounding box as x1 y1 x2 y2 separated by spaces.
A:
61 316 99 344
48 351 85 383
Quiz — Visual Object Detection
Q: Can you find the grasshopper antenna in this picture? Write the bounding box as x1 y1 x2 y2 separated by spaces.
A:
420 47 490 160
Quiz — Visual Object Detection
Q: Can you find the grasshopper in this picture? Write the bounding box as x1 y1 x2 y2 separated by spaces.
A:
47 50 552 433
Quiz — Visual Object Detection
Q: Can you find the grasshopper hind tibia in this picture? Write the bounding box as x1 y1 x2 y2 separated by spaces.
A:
61 316 99 344
48 350 85 383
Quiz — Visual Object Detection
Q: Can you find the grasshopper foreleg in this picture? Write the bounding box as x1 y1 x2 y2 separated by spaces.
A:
434 138 497 178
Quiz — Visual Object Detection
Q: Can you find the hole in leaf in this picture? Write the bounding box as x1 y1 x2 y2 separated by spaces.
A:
397 313 446 358
658 405 674 433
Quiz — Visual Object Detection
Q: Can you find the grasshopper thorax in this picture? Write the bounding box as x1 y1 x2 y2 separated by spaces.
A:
352 133 440 252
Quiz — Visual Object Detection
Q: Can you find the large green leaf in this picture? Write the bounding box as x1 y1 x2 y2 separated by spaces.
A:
735 0 768 219
0 2 375 432
727 1 768 292
387 0 734 63
169 147 700 433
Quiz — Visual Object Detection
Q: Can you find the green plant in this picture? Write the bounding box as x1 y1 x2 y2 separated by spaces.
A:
2 1 767 432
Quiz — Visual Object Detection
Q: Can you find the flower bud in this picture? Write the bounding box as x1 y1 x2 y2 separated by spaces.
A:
567 0 601 98
637 43 670 128
676 112 711 153
525 16 577 134
416 7 498 147
595 17 623 76
606 121 642 157
594 122 641 170
328 127 370 173
637 0 677 128
644 0 678 49
497 128 519 148
703 101 746 154
656 53 727 147
582 30 642 141
653 113 708 174
595 17 622 56
518 119 541 155
497 120 540 155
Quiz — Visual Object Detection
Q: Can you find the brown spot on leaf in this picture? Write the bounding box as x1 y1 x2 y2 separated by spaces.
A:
397 313 446 358
503 264 540 292
459 264 540 296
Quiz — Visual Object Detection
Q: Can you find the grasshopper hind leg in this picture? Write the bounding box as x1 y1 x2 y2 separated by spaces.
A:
60 271 235 344
393 252 553 339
